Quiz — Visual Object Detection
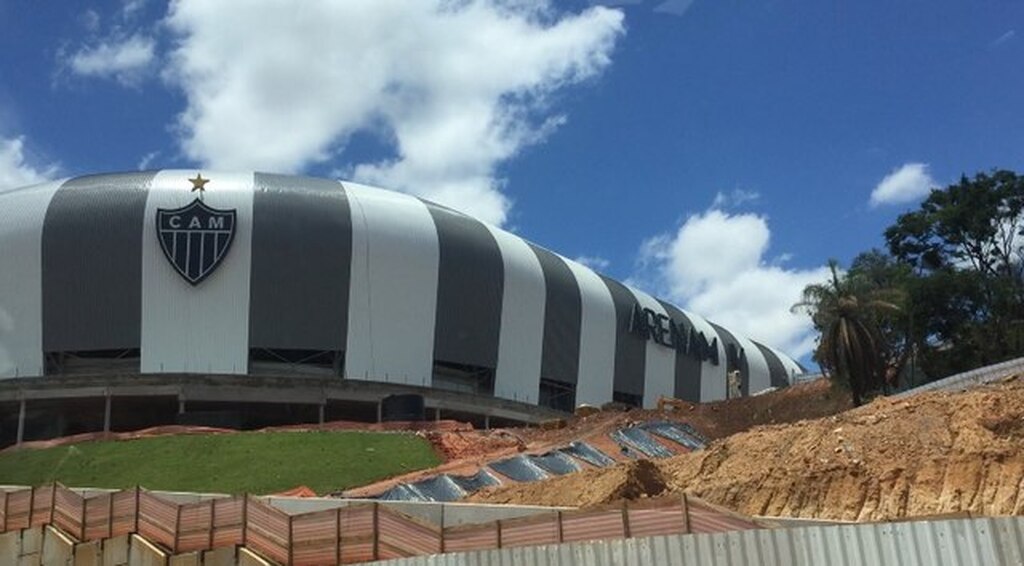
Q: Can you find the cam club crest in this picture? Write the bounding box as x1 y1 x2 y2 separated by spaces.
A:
156 174 237 285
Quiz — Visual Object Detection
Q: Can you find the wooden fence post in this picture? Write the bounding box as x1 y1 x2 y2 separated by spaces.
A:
28 486 35 526
335 507 342 566
496 519 502 549
1 490 7 532
556 511 564 543
208 500 215 551
621 500 631 539
79 494 86 542
437 504 443 555
49 484 56 525
173 503 183 554
241 496 249 547
107 493 114 539
287 513 294 566
133 487 140 534
681 494 691 534
372 503 380 561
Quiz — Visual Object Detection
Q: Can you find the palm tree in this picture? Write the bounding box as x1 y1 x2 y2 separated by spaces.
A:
793 260 902 406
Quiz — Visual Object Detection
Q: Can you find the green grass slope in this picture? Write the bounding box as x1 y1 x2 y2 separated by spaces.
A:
0 431 439 495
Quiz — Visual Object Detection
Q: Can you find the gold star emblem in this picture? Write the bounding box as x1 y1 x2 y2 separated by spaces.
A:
189 173 210 195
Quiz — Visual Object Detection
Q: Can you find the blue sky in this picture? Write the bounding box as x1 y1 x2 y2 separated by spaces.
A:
1 0 1022 363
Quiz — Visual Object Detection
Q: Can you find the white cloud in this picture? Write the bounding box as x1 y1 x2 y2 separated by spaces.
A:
990 29 1016 49
162 0 624 225
654 0 696 16
137 150 159 170
632 207 829 360
575 255 611 271
68 34 156 85
869 162 935 207
80 9 101 32
711 188 759 209
0 136 56 190
122 0 148 20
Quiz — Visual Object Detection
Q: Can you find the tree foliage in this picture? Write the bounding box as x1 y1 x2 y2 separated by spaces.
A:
793 260 901 405
798 169 1024 395
884 170 1024 377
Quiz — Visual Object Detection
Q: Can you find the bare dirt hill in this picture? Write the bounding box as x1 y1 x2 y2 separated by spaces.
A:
470 379 1024 522
345 378 851 497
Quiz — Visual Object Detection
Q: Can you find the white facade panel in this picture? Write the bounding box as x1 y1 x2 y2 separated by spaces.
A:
486 225 546 404
735 333 772 395
343 182 439 386
684 309 729 402
0 180 65 378
561 257 616 407
627 286 676 409
140 171 254 374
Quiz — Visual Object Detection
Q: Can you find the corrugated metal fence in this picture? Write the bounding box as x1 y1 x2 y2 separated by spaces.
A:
363 516 1024 566
0 485 762 565
894 356 1024 399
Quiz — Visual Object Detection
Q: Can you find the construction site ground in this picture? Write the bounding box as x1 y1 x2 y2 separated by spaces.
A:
344 378 853 498
467 378 1024 523
11 376 1024 525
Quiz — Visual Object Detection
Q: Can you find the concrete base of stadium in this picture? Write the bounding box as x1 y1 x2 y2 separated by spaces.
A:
0 374 566 449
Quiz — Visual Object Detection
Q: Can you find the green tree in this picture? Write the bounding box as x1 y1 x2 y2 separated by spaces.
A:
885 170 1024 374
793 260 901 406
847 250 916 387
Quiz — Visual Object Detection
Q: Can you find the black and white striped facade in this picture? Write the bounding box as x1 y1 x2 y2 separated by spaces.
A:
0 171 803 412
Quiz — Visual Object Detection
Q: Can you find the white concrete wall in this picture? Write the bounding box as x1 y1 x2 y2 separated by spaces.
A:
562 257 616 407
0 180 64 378
343 182 439 386
141 171 254 375
487 225 546 405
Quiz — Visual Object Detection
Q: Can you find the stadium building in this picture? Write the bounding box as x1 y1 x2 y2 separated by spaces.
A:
0 171 804 446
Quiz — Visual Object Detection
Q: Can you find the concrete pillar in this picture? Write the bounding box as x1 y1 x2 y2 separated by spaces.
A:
103 394 112 433
178 398 186 414
16 398 26 446
376 401 382 423
484 415 490 430
318 404 325 425
435 408 441 422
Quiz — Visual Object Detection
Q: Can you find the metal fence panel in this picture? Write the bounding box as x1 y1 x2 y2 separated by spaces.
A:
360 516 1024 566
894 356 1024 399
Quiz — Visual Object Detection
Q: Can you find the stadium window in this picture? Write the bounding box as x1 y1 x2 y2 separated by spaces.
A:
248 348 342 377
44 349 141 376
539 378 576 412
612 390 643 409
432 361 495 396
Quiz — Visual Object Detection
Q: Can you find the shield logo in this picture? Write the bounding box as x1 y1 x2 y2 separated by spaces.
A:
156 198 237 285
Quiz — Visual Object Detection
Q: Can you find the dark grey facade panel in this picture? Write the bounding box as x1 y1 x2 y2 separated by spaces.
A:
249 173 352 351
41 172 155 351
754 341 790 388
529 245 581 385
658 300 702 402
599 275 646 397
425 202 504 369
709 322 749 396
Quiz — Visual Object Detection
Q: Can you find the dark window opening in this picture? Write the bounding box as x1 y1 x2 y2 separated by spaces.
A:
612 390 643 408
725 343 741 373
539 378 576 412
432 361 495 396
249 348 342 377
44 349 140 375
